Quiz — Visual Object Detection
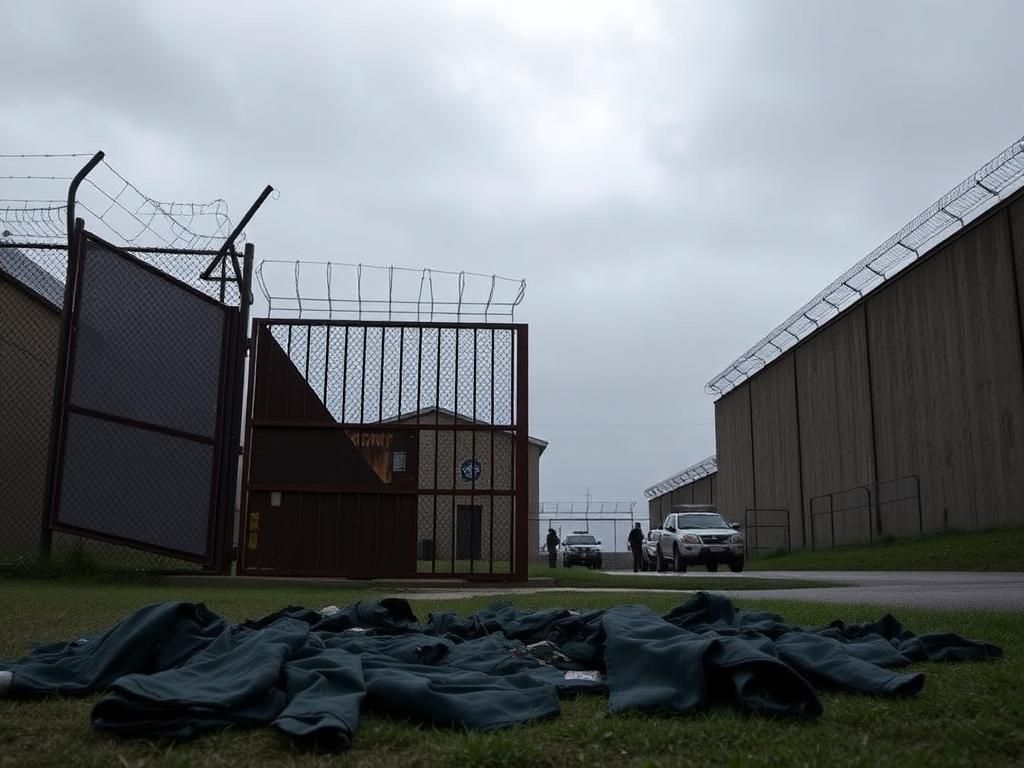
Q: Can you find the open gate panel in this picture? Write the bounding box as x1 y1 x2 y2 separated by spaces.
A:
47 227 242 567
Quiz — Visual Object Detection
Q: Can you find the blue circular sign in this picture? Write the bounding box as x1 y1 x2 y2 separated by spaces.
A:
460 459 482 482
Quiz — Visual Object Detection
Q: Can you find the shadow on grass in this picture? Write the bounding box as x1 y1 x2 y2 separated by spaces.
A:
1 543 167 585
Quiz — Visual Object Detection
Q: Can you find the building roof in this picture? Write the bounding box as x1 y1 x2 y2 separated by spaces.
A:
0 246 65 310
705 134 1024 399
644 454 717 499
383 405 548 454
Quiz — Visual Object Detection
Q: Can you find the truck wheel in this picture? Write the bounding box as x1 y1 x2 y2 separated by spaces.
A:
729 558 745 573
656 546 667 573
673 544 687 573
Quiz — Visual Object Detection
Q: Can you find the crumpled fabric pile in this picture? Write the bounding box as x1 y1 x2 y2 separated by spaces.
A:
0 592 1001 751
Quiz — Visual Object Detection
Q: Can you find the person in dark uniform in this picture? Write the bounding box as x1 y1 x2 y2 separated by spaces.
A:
545 528 560 568
628 522 645 573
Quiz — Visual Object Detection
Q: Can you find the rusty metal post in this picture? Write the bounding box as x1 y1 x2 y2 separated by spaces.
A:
513 325 529 580
40 154 105 557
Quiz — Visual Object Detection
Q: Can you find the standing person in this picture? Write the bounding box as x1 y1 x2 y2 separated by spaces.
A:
628 522 645 573
545 528 560 568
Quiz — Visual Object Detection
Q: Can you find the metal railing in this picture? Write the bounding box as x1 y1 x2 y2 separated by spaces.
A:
809 475 921 549
743 508 791 559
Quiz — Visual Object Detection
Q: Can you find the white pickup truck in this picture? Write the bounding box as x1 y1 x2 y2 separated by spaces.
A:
654 506 745 573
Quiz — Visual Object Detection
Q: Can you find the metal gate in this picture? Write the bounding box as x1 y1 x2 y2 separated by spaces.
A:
47 224 244 568
239 319 529 580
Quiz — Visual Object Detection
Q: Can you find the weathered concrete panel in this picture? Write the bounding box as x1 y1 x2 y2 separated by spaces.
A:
0 281 60 560
649 471 720 528
691 475 713 505
868 209 1024 532
715 384 754 523
749 357 804 547
1014 199 1024 367
670 484 693 509
793 305 876 547
649 494 671 528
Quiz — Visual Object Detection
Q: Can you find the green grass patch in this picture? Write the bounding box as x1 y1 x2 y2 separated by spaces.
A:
1 580 1021 767
528 565 836 591
750 527 1024 572
0 544 168 585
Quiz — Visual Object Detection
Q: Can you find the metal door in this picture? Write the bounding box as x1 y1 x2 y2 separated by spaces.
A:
456 505 483 560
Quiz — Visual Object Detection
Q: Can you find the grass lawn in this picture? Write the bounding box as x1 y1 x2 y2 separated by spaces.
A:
1 578 1021 768
749 527 1024 572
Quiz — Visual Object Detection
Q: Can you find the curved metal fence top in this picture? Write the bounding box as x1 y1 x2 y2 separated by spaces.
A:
536 501 637 516
255 259 526 322
0 154 235 251
644 454 717 499
706 134 1024 398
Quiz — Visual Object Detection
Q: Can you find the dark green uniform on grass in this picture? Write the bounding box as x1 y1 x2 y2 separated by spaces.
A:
0 593 1001 751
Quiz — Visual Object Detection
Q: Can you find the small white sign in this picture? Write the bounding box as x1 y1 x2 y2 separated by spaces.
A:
393 451 407 472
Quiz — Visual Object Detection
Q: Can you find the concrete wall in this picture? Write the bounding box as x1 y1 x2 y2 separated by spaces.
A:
0 280 60 560
648 494 671 528
868 206 1024 534
714 190 1024 550
749 356 804 547
647 471 718 529
715 385 755 523
794 305 876 547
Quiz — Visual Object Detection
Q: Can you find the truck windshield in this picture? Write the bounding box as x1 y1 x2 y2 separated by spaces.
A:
677 514 730 530
565 535 597 545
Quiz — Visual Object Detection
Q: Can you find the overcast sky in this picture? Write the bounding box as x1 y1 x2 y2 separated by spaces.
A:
5 0 1024 514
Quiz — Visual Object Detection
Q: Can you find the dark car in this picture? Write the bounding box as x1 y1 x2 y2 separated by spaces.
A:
561 533 603 569
639 528 660 571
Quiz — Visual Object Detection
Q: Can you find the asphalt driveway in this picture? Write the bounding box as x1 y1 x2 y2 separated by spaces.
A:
603 569 1024 611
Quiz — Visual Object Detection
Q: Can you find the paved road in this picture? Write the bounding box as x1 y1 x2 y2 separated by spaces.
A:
599 570 1024 611
401 571 1024 611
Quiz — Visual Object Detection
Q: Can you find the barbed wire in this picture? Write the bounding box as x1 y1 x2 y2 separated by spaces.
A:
706 133 1024 397
0 154 236 251
644 454 718 498
256 259 527 322
536 501 637 516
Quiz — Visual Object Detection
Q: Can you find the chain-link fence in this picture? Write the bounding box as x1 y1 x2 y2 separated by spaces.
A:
1 152 262 573
239 320 529 579
0 240 250 572
530 504 640 571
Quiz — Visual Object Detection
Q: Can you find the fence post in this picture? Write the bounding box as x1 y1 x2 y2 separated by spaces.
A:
829 494 835 549
921 479 929 536
744 509 751 559
866 485 873 547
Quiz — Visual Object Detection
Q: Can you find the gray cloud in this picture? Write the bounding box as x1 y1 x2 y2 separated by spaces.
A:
4 0 1024 508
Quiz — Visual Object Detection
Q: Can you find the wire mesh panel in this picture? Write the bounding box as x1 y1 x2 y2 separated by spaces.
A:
1 153 260 571
49 232 238 563
240 319 529 580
